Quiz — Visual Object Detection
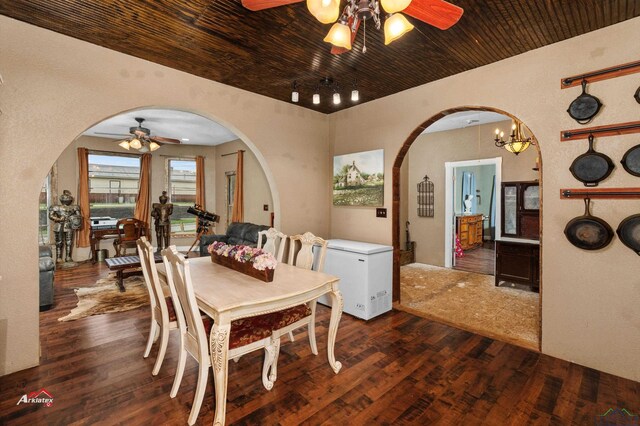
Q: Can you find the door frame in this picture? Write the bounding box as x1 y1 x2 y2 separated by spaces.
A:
444 157 502 268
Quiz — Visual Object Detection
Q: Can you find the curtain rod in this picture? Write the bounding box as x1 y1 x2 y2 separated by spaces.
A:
221 150 245 157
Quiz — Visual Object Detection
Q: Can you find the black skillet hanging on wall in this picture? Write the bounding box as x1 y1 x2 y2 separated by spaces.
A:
635 85 640 104
569 134 615 186
567 79 603 124
621 143 640 177
564 198 614 250
617 213 640 255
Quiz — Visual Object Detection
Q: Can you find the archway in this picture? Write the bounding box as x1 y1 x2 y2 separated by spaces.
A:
391 106 543 349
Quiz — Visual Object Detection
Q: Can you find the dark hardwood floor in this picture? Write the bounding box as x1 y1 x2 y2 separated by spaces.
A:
454 241 495 276
1 261 638 425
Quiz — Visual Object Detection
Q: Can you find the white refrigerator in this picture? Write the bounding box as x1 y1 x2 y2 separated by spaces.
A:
317 239 393 320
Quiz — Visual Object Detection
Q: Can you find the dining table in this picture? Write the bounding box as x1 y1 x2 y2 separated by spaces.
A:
158 256 343 426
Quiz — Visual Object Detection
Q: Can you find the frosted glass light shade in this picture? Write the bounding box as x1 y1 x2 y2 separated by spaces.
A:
313 93 320 104
504 140 531 155
351 89 359 101
307 0 340 24
380 0 412 13
118 140 130 150
129 138 142 149
384 13 414 45
291 90 299 103
324 22 352 50
333 92 341 104
149 141 161 151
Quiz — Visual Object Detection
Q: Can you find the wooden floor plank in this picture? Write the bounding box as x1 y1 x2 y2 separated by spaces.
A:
0 261 638 425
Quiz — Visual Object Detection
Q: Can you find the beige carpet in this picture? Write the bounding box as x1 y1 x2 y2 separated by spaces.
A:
58 274 149 322
399 263 539 350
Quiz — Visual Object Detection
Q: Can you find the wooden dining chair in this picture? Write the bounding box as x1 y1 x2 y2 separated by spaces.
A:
257 227 287 262
162 246 280 426
277 232 329 351
137 237 178 376
114 218 147 257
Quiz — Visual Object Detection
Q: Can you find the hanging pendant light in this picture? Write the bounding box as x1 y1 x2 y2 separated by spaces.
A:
324 20 352 50
307 0 340 24
494 122 534 155
380 0 411 13
384 13 414 45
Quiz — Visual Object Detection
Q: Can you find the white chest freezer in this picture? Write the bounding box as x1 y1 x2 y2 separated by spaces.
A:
316 239 393 320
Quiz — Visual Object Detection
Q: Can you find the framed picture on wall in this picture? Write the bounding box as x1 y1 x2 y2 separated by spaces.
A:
333 149 384 206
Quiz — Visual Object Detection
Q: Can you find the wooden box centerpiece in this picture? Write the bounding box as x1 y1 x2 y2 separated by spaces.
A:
208 243 276 283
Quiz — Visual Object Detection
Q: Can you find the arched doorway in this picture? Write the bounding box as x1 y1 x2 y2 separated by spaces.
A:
391 106 543 350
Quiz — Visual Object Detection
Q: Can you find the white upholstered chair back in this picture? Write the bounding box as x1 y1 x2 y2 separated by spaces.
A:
287 232 328 272
257 228 287 263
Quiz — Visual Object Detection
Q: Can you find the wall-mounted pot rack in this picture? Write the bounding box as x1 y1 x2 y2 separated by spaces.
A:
560 188 640 199
560 121 640 141
560 60 640 89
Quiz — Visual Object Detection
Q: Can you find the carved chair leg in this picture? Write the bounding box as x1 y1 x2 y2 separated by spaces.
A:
152 323 169 375
170 332 187 398
144 319 158 358
188 359 209 426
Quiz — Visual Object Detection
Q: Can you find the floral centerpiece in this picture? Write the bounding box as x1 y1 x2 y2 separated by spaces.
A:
207 242 277 282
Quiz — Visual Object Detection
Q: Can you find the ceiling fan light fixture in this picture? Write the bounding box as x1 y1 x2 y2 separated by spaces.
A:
380 0 412 14
324 21 352 50
384 13 414 45
307 0 340 24
138 144 150 153
149 141 161 152
129 138 142 150
118 140 131 150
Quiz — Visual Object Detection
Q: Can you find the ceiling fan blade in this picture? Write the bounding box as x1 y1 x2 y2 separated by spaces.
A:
404 0 464 30
150 136 181 144
241 0 303 11
94 132 131 137
330 17 360 55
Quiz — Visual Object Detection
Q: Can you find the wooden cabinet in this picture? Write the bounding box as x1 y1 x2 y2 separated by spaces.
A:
456 214 483 250
495 240 539 292
501 181 540 240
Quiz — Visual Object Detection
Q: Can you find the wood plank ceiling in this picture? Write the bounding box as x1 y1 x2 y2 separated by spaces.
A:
1 1 638 113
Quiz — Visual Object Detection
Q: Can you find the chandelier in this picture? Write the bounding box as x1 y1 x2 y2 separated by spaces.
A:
494 121 534 155
309 0 416 52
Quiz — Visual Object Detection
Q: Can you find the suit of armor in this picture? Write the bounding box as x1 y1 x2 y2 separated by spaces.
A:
151 191 173 253
48 190 82 262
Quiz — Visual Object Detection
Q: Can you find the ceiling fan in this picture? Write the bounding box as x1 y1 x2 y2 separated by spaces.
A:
97 117 181 152
241 0 463 54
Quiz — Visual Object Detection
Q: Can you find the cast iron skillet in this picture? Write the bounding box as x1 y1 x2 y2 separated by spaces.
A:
617 213 640 255
567 79 603 124
621 143 640 177
635 85 640 104
569 134 615 186
564 198 614 251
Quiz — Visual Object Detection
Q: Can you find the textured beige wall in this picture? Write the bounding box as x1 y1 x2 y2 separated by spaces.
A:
0 16 330 375
214 139 274 235
330 18 640 381
407 120 538 266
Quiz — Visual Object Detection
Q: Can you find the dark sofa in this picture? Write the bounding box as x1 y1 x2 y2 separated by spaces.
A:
39 245 55 311
200 222 270 256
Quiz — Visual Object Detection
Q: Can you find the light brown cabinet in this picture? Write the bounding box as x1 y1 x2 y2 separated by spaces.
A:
456 214 483 250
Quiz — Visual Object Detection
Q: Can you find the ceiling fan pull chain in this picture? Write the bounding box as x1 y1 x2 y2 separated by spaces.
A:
362 19 367 54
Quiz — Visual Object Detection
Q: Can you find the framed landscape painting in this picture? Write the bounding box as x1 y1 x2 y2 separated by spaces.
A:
333 149 384 206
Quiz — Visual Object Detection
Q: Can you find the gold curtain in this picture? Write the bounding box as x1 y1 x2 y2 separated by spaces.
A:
134 153 152 238
195 155 205 228
75 148 91 248
231 150 244 223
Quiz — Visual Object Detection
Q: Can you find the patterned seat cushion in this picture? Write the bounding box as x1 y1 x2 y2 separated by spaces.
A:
202 313 280 350
165 297 177 322
272 304 312 329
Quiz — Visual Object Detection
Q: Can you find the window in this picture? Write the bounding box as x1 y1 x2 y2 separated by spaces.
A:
88 153 140 220
226 172 236 227
167 159 197 235
39 172 52 244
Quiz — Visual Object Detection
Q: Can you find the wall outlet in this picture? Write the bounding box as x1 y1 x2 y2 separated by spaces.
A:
263 204 269 211
376 208 387 218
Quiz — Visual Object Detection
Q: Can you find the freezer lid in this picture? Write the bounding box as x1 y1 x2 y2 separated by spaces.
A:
326 239 393 254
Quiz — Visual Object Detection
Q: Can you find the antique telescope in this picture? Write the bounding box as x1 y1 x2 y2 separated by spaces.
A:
187 204 220 253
